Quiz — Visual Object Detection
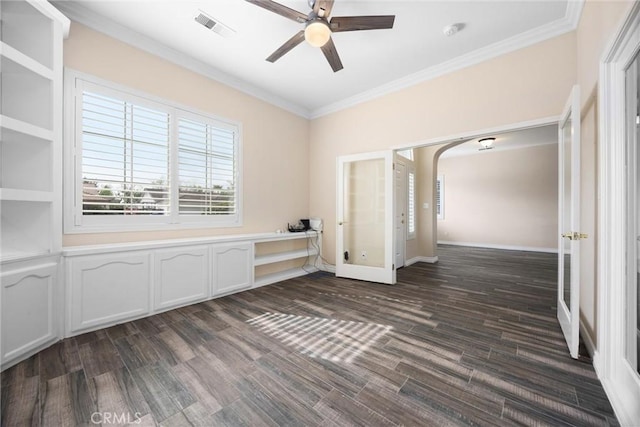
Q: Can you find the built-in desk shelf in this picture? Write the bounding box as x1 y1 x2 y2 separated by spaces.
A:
253 231 321 287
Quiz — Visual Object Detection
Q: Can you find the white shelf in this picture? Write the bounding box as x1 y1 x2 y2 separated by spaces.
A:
0 115 53 141
254 267 318 288
1 55 53 130
0 189 53 202
254 248 319 266
0 42 54 80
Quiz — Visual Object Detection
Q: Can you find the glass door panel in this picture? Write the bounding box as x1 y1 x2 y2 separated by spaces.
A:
337 151 395 284
558 85 581 359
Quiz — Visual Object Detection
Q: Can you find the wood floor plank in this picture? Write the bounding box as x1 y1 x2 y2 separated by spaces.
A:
39 339 82 382
78 338 124 379
1 375 40 426
87 366 151 423
40 370 95 426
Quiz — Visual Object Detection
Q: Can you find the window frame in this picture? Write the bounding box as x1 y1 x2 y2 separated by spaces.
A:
64 70 243 233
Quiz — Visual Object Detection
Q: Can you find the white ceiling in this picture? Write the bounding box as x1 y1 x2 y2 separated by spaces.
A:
53 0 581 118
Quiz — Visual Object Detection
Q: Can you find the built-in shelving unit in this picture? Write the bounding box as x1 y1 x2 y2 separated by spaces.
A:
1 0 70 370
0 0 68 261
253 231 321 287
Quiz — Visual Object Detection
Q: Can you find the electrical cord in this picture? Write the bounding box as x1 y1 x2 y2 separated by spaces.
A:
301 229 334 274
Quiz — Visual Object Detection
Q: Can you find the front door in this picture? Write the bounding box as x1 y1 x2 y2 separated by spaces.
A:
336 151 396 284
557 85 582 359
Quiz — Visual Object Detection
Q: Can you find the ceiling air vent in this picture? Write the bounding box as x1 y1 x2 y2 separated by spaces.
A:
194 10 235 38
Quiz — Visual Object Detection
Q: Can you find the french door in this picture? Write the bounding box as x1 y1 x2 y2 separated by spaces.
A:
336 151 396 284
558 85 583 359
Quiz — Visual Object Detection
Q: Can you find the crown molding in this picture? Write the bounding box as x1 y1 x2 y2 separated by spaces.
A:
53 1 584 122
310 0 584 119
51 1 312 119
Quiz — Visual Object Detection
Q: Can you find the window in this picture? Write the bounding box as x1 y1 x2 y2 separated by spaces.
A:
407 169 416 239
436 175 444 220
66 73 242 232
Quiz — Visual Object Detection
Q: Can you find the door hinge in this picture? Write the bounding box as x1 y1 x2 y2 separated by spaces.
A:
392 263 395 270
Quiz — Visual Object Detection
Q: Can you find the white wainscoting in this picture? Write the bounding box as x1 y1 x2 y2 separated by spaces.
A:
1 259 58 366
154 245 210 311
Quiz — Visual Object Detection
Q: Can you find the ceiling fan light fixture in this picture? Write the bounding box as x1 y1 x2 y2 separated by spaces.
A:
305 19 331 47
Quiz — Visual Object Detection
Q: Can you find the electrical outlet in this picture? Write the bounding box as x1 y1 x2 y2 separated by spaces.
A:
361 251 367 259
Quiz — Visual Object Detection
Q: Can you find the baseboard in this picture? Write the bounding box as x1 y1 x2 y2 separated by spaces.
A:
405 256 439 266
579 320 596 359
321 263 336 273
437 240 557 253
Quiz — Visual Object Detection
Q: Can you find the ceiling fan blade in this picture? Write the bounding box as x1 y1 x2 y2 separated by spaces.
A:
330 15 395 32
266 30 305 63
313 0 335 18
245 0 307 23
321 36 343 72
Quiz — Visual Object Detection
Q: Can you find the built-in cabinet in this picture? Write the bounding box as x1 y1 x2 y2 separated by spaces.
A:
0 0 69 368
63 232 320 338
156 246 210 310
212 242 253 295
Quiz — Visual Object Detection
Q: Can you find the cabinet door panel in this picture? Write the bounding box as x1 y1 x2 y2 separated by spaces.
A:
1 262 57 364
155 246 209 311
68 253 150 333
212 242 253 295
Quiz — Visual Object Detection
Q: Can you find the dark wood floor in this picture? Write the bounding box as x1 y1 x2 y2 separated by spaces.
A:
1 245 618 426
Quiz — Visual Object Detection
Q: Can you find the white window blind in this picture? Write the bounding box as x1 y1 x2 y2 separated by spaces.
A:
407 170 416 238
67 72 242 233
178 118 237 215
81 91 170 215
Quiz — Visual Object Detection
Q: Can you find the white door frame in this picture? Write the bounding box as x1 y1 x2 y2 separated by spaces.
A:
598 2 640 425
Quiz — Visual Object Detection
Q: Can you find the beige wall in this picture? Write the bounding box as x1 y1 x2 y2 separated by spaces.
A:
62 23 310 246
575 0 634 348
436 144 559 250
310 32 577 264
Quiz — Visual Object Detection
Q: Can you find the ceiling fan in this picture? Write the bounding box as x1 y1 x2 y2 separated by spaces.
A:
245 0 395 72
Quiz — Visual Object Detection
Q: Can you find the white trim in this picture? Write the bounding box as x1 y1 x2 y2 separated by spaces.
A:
437 240 557 254
405 256 438 266
393 116 560 151
598 2 640 426
321 263 336 273
580 318 596 359
310 2 584 119
51 1 310 119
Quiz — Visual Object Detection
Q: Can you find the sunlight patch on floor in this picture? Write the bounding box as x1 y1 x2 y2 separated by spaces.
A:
247 312 392 363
